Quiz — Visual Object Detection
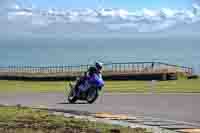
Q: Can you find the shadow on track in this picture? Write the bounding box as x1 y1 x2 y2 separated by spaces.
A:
57 102 88 105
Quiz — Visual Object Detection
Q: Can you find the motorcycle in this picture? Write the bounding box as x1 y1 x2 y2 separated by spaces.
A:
67 73 104 104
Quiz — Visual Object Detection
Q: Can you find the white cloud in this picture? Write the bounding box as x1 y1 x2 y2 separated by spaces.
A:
0 1 200 34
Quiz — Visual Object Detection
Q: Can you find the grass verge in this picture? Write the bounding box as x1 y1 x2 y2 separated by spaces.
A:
0 105 149 133
0 79 200 93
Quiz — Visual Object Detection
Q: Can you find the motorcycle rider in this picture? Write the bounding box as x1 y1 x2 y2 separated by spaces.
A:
74 62 104 95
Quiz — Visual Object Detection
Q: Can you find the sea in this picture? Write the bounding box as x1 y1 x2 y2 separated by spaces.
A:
0 33 200 74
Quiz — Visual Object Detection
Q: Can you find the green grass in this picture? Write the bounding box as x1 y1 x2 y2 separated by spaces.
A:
0 79 200 93
106 79 200 93
0 80 66 93
0 106 149 133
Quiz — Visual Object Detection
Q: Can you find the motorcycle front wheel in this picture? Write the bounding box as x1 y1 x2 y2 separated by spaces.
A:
68 87 77 104
86 87 99 104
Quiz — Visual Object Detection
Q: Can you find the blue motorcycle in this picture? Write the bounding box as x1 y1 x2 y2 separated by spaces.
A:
68 73 104 104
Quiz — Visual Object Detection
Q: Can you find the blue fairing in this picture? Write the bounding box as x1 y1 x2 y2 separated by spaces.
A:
89 74 104 88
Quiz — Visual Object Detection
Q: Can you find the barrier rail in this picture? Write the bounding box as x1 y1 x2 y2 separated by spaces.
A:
0 62 193 76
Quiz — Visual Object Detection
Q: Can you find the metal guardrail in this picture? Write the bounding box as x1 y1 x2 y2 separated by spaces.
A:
0 62 193 76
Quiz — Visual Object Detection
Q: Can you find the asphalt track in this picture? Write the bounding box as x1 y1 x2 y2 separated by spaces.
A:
0 92 200 128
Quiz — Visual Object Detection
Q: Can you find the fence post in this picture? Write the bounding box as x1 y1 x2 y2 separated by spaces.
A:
30 66 33 73
111 64 114 72
120 64 122 72
114 64 116 72
19 65 22 73
142 63 144 71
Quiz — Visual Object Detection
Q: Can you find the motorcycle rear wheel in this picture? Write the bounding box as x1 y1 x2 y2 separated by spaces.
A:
87 88 99 104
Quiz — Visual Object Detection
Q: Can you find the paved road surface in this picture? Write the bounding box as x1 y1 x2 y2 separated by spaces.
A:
0 93 200 127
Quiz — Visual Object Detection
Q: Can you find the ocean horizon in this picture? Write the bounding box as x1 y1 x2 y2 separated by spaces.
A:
1 33 200 73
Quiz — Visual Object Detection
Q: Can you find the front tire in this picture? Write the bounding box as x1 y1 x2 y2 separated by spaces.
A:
68 87 77 104
87 88 99 104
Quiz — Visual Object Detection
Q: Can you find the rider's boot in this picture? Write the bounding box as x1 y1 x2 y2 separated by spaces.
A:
74 79 83 97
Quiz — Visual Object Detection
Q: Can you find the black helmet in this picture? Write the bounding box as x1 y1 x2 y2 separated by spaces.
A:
95 62 103 70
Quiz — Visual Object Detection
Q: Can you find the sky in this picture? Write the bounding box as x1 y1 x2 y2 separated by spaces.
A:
21 0 192 10
1 0 199 35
